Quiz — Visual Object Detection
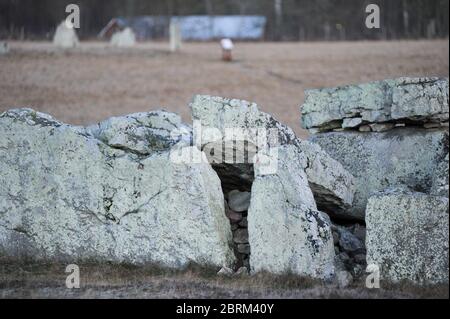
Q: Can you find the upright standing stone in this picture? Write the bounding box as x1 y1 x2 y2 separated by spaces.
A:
0 109 235 268
53 21 79 49
110 28 136 47
170 21 182 52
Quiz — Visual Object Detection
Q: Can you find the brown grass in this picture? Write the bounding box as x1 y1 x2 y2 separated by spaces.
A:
0 258 447 299
0 40 448 139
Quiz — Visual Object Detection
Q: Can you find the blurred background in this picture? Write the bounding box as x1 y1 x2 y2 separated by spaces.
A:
0 0 448 137
1 0 449 40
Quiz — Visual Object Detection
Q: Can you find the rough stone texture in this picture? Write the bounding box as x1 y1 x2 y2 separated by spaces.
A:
332 223 367 278
0 109 235 268
233 229 249 244
191 95 355 214
369 123 395 132
301 77 449 132
248 145 335 280
342 118 363 128
110 28 136 47
227 190 251 212
300 141 355 215
53 22 79 49
366 191 449 284
310 128 449 220
87 110 191 155
431 154 449 197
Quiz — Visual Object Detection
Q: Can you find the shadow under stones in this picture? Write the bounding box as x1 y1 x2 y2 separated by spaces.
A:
213 163 254 271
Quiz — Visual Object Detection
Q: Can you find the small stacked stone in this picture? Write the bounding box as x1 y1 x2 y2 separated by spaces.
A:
225 190 251 269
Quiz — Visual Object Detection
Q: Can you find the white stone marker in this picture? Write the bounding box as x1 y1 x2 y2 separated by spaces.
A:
53 21 79 49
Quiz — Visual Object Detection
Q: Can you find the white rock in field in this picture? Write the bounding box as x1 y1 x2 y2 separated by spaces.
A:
248 145 335 280
53 21 79 48
0 108 234 268
366 190 449 284
110 28 136 47
431 154 449 198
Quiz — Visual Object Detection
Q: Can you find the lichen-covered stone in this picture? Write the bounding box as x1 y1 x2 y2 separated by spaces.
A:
248 145 335 280
87 110 191 155
191 95 355 214
0 108 235 268
366 191 449 284
227 190 251 213
310 128 449 220
301 77 449 132
300 141 355 215
0 41 9 55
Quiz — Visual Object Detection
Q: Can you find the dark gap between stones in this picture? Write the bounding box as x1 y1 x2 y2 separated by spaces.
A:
203 140 257 271
213 163 254 271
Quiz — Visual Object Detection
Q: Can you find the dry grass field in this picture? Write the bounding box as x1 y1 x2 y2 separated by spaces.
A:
0 40 448 138
1 259 448 299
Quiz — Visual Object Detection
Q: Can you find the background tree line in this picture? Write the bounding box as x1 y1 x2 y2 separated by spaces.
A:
0 0 448 40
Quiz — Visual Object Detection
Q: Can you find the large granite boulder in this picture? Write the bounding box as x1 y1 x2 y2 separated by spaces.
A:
310 128 449 220
191 95 355 214
302 77 449 133
0 109 235 268
248 145 335 279
366 190 449 284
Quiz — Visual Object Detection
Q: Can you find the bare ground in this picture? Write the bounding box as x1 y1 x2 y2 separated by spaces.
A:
0 260 448 299
0 40 448 138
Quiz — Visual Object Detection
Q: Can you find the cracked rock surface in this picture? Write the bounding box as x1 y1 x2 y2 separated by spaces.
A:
0 109 234 268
